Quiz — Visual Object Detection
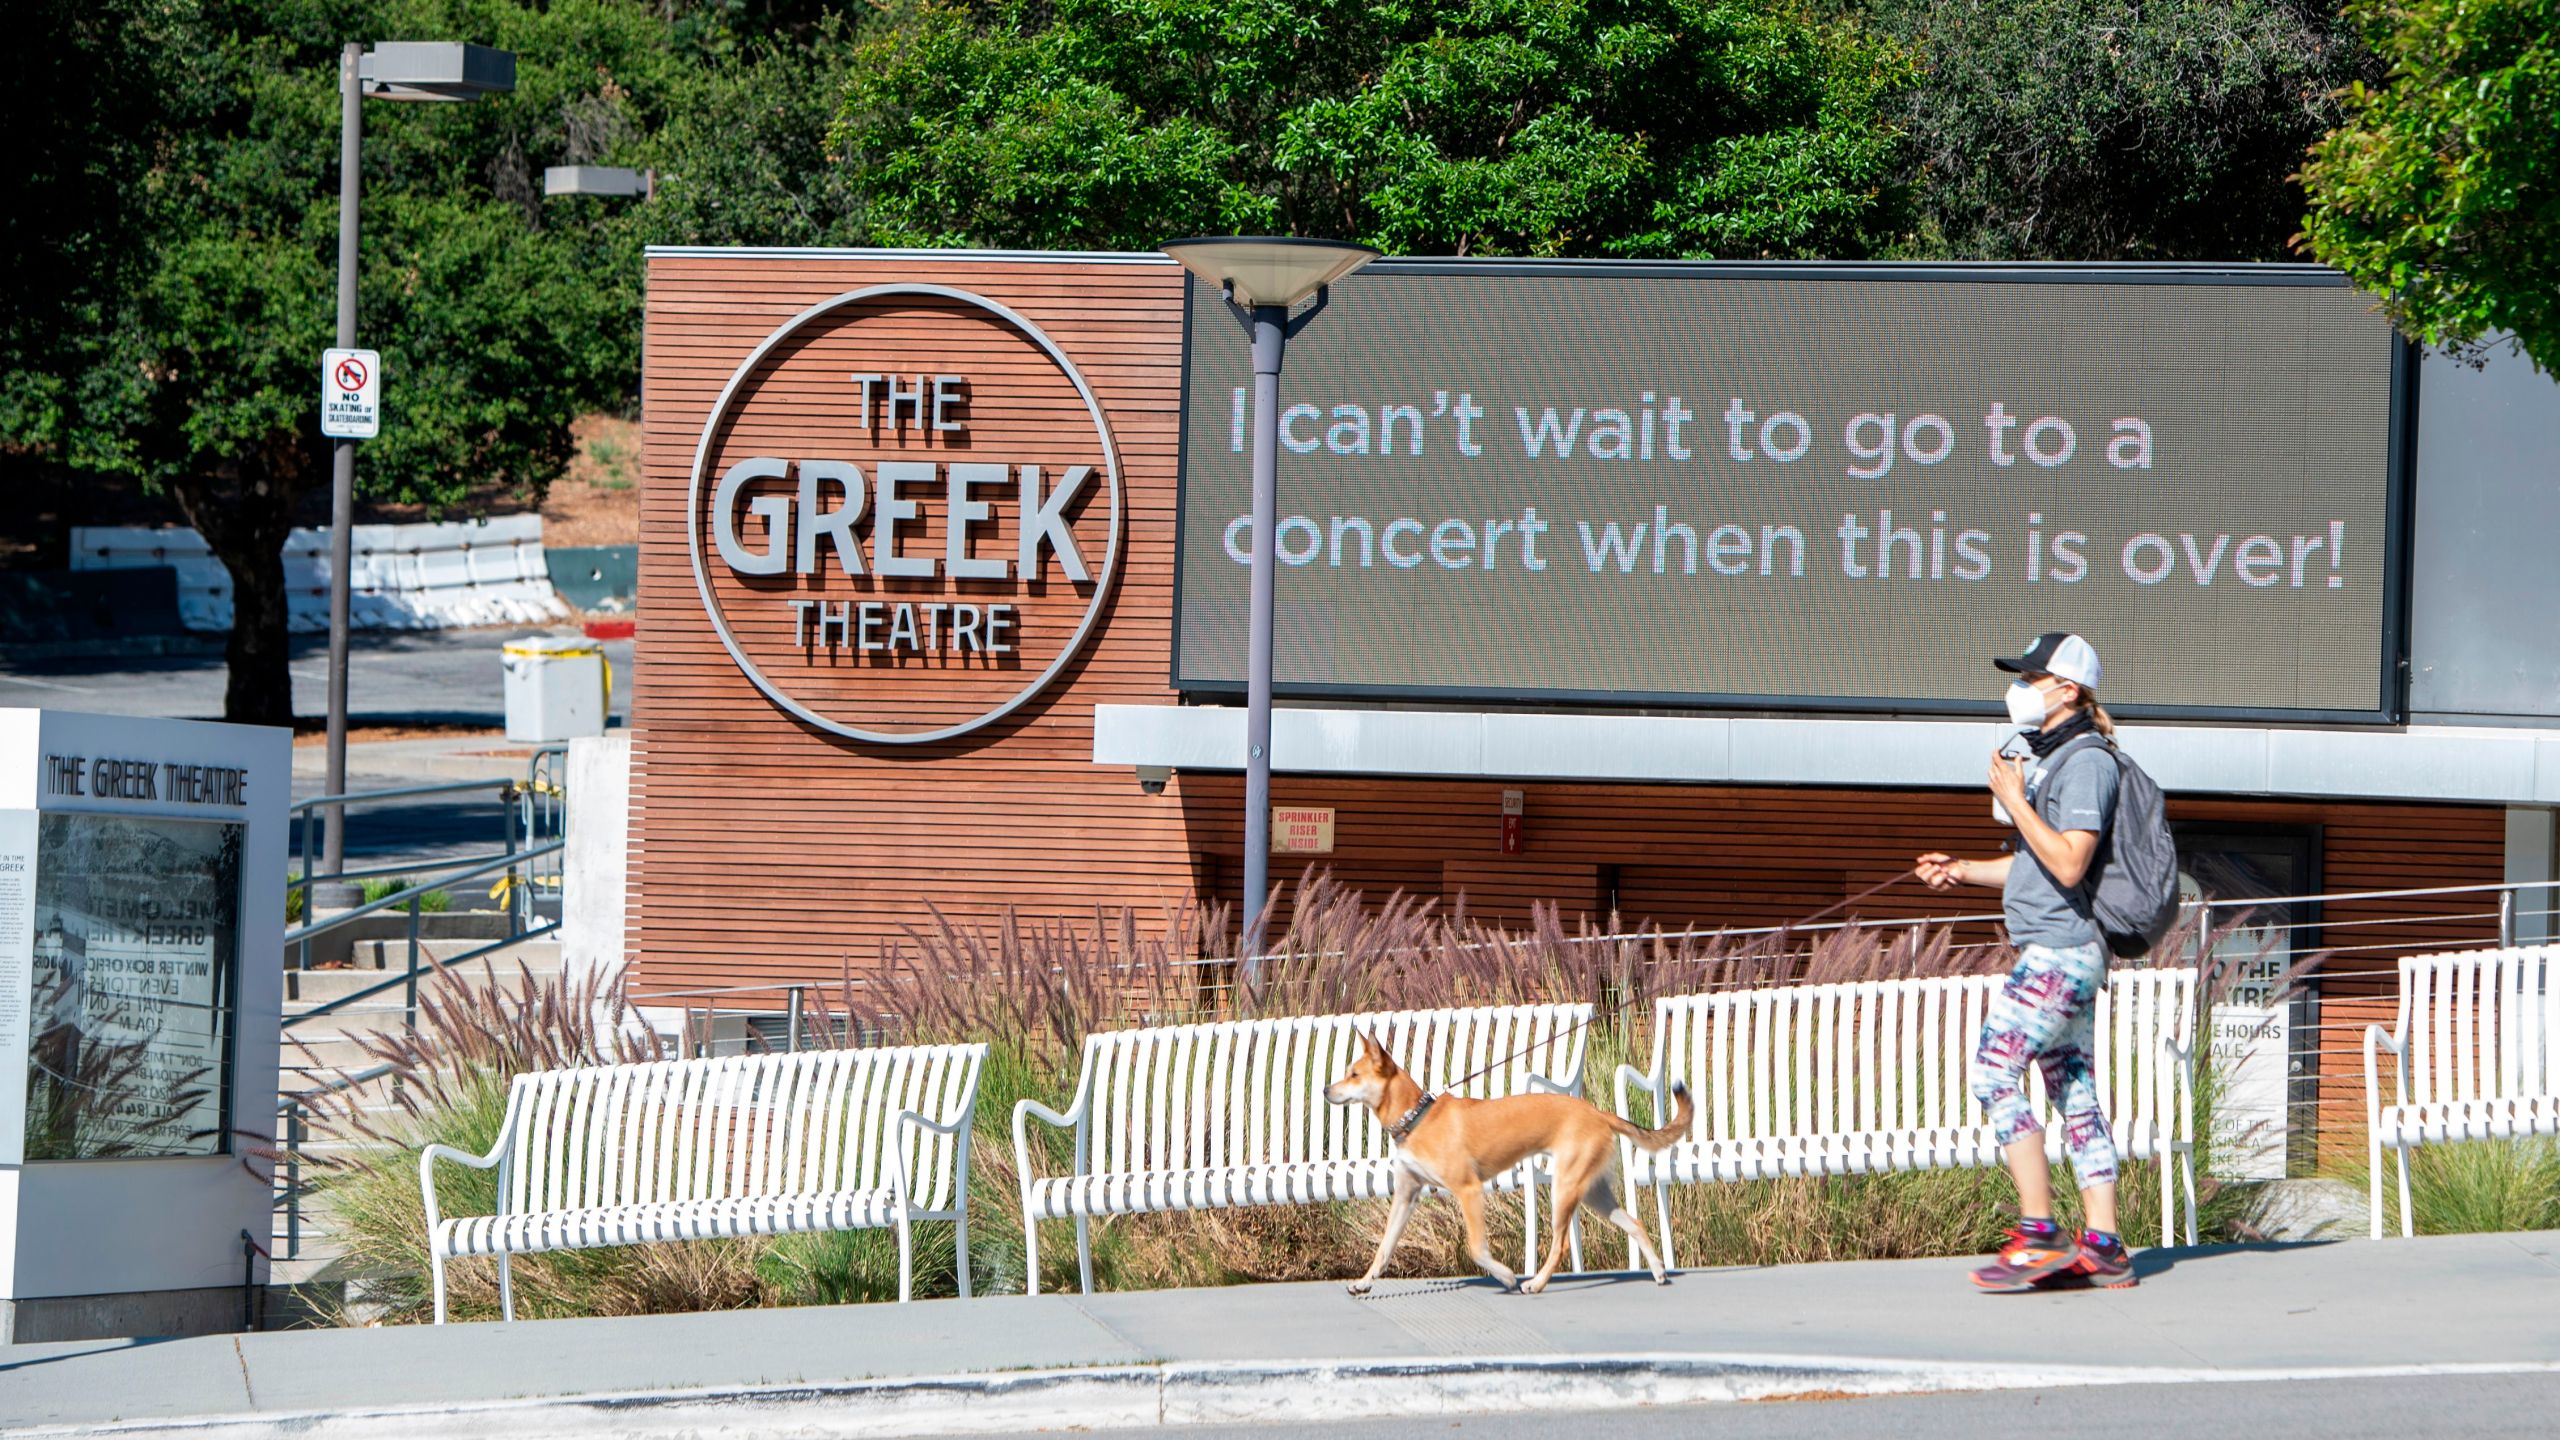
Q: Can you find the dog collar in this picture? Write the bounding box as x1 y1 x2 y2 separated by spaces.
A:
1386 1094 1436 1143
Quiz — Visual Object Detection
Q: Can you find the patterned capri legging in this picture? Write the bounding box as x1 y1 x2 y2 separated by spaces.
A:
1971 939 2119 1186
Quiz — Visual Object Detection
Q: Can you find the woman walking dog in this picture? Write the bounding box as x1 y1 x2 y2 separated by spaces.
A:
1917 632 2135 1291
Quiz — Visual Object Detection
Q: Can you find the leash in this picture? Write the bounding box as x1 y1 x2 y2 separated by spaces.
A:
1383 866 1926 1144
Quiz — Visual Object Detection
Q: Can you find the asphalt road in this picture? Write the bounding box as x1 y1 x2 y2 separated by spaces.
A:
0 625 633 727
945 1371 2560 1440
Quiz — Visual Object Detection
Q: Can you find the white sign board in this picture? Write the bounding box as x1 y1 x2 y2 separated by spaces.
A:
2208 924 2294 1181
320 347 381 439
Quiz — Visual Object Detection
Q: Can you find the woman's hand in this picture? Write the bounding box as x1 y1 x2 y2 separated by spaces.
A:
1915 852 1963 890
1988 753 2029 813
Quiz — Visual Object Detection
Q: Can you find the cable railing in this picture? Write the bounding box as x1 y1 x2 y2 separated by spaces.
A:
616 879 2560 1061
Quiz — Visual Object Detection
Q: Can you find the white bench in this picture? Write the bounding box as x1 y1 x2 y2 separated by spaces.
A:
422 1043 986 1321
1014 1004 1594 1294
1616 967 2198 1266
2366 945 2558 1237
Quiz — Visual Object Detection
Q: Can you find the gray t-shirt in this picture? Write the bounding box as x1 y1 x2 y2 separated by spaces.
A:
2002 744 2120 948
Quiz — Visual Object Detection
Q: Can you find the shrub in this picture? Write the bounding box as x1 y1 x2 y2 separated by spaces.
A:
2346 1139 2560 1238
356 876 453 912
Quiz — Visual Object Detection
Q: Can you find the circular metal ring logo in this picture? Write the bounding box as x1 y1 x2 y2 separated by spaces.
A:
686 284 1124 744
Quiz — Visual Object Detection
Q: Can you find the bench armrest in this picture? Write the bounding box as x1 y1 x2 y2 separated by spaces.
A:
1523 1074 1578 1098
889 1107 973 1210
2364 1021 2410 1119
2156 1029 2197 1143
1614 1061 1667 1125
419 1138 505 1237
1012 1093 1088 1190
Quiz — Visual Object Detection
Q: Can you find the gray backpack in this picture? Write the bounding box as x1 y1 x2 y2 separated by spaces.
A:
2050 733 2181 958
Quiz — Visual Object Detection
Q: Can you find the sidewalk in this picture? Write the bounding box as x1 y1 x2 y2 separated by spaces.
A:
4 1232 2554 1437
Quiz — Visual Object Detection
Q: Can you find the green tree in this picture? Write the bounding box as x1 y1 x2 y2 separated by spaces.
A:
1870 0 2371 261
2300 0 2559 371
645 15 879 248
814 0 1917 259
7 0 677 724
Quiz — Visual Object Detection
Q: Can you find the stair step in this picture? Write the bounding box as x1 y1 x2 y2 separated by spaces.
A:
290 946 561 988
344 936 564 969
284 907 534 967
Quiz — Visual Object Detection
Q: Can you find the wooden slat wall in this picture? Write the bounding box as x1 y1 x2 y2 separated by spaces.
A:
638 252 2503 1169
634 255 1204 995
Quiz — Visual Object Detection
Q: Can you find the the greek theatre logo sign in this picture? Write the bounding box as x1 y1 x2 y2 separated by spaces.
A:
688 284 1123 743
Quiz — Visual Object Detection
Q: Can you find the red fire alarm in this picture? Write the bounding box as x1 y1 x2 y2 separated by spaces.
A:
1500 789 1526 855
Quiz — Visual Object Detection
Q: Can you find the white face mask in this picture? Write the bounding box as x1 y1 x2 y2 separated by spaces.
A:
2004 680 2050 729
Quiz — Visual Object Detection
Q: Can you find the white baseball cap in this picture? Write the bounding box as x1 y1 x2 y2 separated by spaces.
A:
1994 631 2102 691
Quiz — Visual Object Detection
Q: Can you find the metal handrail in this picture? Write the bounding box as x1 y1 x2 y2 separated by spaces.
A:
288 919 562 1026
293 745 566 897
299 851 522 890
291 777 511 814
284 842 562 950
274 1062 398 1262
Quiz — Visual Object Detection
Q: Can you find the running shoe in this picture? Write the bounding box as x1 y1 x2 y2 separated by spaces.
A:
1969 1224 2082 1293
2057 1231 2136 1289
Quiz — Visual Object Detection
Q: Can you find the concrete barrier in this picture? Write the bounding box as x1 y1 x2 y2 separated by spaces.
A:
70 516 567 633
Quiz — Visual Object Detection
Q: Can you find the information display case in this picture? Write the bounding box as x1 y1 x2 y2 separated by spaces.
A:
0 710 286 1343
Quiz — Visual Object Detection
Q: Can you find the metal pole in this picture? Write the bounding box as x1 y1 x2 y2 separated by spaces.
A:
786 988 804 1054
285 1101 304 1261
1240 303 1286 979
2499 888 2517 949
405 894 421 1034
323 42 362 877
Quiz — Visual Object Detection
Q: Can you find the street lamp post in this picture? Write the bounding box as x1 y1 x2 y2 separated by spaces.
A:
1161 237 1380 978
318 42 514 891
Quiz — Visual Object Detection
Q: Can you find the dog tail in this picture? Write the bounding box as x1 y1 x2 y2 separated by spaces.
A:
1607 1080 1693 1151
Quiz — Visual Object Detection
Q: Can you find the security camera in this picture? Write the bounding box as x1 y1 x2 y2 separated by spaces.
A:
1136 765 1171 795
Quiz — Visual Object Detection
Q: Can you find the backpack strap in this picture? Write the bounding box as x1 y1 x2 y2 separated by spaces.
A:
2048 729 2119 775
2038 730 2121 834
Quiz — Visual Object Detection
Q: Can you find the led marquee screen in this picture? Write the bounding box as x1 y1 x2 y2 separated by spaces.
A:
1174 264 2405 720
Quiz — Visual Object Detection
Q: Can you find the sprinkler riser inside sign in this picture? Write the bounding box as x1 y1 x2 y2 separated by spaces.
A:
687 285 1123 745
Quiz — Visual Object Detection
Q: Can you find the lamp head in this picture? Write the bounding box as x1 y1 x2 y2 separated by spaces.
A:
361 42 516 102
1160 236 1381 309
544 166 650 198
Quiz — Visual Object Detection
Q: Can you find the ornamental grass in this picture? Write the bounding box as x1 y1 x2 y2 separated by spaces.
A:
298 875 2285 1324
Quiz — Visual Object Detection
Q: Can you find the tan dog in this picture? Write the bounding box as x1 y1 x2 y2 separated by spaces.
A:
1325 1032 1693 1294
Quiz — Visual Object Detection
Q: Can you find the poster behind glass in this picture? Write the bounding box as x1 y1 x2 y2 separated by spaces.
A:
25 814 241 1160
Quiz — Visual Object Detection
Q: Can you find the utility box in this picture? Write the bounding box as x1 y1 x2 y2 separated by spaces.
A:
502 637 608 742
0 710 288 1342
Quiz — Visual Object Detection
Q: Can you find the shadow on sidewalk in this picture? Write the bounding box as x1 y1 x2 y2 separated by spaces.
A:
2127 1239 2340 1282
0 1335 184 1375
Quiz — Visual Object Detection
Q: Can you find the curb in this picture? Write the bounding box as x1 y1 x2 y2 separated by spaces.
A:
15 1352 2560 1440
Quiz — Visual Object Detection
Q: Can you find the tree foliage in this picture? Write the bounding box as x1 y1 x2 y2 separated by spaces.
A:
644 16 878 247
5 0 676 723
1872 0 2370 261
7 0 2427 725
2300 0 2559 371
818 0 1920 258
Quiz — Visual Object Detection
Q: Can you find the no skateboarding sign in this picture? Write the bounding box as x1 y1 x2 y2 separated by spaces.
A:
320 347 381 439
